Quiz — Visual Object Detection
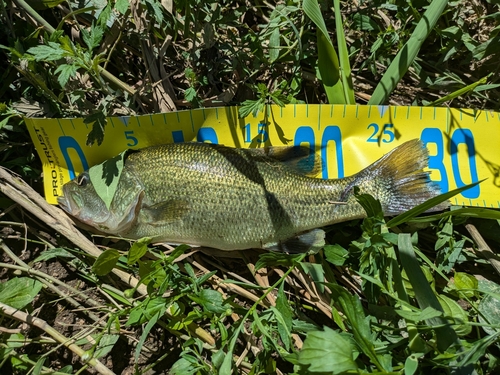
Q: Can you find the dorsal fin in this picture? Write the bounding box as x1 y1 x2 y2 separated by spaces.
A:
245 146 321 176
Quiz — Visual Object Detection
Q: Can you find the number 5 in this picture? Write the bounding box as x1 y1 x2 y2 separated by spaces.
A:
257 123 269 143
125 130 138 147
382 124 395 143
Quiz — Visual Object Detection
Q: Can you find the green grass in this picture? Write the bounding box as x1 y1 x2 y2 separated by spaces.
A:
1 0 500 374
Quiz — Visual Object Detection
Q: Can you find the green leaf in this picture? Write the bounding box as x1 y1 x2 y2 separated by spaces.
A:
92 249 121 276
326 283 388 371
316 29 345 104
33 247 75 263
11 356 29 372
404 354 422 375
170 356 200 375
0 278 43 309
300 262 325 293
437 294 472 337
85 111 107 146
144 0 164 24
303 0 345 104
238 98 265 118
323 244 348 266
368 0 450 104
255 252 302 270
454 272 478 298
426 76 488 106
135 309 164 362
457 332 500 368
269 27 280 62
408 207 500 223
478 293 500 336
352 13 379 31
88 150 127 210
275 283 293 350
292 319 319 333
93 334 120 359
6 333 26 349
333 0 355 104
184 86 197 102
54 64 78 87
355 190 384 219
27 42 67 61
33 357 45 375
59 365 73 373
81 23 104 51
190 289 228 315
475 83 500 92
127 237 151 265
298 326 357 373
397 233 458 351
126 297 167 326
395 306 443 322
115 0 129 14
387 181 483 227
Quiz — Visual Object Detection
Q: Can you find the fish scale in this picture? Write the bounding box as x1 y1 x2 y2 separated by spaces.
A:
125 143 337 249
58 140 446 252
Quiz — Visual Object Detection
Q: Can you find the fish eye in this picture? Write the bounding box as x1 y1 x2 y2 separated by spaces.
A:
76 173 89 187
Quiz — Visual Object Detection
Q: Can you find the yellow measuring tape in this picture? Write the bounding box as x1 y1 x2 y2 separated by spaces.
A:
25 104 500 207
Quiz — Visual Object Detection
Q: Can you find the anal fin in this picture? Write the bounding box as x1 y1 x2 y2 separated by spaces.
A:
264 229 325 253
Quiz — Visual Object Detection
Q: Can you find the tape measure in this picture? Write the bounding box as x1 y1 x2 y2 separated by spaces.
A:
25 104 500 207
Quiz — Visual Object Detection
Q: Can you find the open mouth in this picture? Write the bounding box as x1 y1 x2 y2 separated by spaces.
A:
57 195 72 213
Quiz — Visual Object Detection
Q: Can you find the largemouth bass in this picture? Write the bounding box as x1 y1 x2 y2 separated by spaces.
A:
58 140 445 252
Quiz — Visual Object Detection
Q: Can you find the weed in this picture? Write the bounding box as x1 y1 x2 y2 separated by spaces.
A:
1 0 500 374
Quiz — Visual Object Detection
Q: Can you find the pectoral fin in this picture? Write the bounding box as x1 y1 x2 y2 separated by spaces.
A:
141 199 190 226
264 229 325 253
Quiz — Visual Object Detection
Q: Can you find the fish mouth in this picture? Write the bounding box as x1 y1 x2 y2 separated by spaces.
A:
57 195 79 216
57 195 69 212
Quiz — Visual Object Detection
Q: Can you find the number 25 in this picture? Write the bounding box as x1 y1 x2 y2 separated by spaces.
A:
367 123 395 143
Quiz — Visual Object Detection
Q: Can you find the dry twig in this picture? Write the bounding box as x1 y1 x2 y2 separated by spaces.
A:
0 301 115 375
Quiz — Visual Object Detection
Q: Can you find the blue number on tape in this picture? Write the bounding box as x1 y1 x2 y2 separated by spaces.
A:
172 130 184 143
293 125 344 179
244 123 251 143
451 129 479 198
421 128 479 198
421 128 449 193
321 126 344 179
244 122 269 143
257 123 269 143
58 136 89 179
367 123 395 143
294 126 316 174
197 127 218 143
124 130 138 147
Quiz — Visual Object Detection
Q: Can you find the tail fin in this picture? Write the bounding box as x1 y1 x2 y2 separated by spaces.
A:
356 139 448 215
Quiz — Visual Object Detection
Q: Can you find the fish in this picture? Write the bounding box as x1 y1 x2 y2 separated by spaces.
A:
57 139 446 252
